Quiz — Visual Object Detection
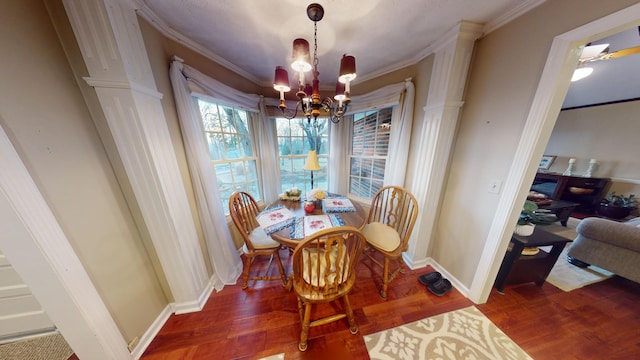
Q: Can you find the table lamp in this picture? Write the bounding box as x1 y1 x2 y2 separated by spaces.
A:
303 150 321 189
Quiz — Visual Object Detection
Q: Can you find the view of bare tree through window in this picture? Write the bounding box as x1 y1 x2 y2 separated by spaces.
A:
350 108 392 199
198 99 260 213
276 117 328 194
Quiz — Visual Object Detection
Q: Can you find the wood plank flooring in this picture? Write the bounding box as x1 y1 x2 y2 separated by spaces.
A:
137 249 640 359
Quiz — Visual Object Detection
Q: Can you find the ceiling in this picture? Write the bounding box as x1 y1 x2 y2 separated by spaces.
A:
563 27 640 109
134 1 639 108
136 0 544 88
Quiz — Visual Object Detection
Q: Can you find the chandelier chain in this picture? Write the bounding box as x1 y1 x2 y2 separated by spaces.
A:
313 21 319 70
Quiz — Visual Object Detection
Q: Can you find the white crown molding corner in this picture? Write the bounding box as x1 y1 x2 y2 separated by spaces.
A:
483 0 547 35
134 3 262 86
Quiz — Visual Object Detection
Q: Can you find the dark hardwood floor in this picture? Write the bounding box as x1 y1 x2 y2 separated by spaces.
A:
137 249 640 359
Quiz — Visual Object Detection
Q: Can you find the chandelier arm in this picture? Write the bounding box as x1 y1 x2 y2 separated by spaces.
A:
279 103 300 119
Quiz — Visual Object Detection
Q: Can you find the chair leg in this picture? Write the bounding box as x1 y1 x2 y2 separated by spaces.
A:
380 257 390 299
342 295 358 335
299 302 312 351
241 255 252 289
296 296 304 323
273 251 288 286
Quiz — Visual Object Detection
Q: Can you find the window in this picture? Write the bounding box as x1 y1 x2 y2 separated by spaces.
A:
276 117 329 193
198 98 260 212
349 108 392 199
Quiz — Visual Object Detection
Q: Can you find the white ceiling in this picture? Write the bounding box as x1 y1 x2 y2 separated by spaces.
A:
137 0 544 87
563 27 640 109
135 1 639 108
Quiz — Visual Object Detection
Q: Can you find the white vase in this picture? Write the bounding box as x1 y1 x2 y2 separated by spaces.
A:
514 223 535 236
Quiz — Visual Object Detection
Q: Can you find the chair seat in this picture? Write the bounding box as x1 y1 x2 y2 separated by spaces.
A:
362 222 400 252
247 227 280 250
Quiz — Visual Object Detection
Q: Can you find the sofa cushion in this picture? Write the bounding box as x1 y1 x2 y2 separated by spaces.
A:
576 217 640 252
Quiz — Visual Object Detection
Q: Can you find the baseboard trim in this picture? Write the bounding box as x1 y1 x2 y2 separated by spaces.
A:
425 258 471 300
130 304 172 360
402 254 471 301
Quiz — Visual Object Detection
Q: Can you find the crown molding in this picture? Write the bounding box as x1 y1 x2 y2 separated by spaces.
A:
484 0 547 35
131 0 545 89
133 1 262 85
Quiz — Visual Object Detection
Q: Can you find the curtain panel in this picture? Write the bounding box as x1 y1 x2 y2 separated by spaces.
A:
169 57 287 290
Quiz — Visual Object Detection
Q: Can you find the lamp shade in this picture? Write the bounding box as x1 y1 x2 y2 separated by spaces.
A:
273 66 291 92
338 54 357 83
291 38 312 73
303 150 321 171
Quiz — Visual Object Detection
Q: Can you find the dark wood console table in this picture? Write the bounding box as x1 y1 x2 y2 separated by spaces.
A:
531 172 610 213
494 227 572 293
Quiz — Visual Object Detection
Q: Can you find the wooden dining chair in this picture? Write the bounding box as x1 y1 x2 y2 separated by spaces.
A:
361 185 419 299
292 226 366 351
228 191 287 289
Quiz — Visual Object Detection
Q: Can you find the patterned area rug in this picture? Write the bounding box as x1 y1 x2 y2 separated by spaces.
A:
542 222 613 292
364 306 532 360
0 333 73 360
545 246 613 292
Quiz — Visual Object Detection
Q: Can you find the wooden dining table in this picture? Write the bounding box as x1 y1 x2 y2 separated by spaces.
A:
266 197 368 248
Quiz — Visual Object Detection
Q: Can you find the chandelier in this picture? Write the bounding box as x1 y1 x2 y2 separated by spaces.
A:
273 3 356 124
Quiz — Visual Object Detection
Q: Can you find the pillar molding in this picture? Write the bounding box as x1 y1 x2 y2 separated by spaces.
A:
62 0 208 310
0 125 131 359
405 21 483 268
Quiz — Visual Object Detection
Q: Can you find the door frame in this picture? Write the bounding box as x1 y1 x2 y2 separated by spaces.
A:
469 3 640 303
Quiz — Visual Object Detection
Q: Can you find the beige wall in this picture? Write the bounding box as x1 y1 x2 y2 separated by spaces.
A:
5 0 637 348
1 0 167 343
435 0 639 286
544 101 640 197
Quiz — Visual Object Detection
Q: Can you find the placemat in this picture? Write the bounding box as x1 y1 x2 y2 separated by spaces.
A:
256 205 295 235
290 214 344 239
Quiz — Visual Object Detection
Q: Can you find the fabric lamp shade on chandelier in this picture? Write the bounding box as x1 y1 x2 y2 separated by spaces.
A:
273 3 356 124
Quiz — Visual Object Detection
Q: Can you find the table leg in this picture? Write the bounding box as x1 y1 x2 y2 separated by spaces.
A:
494 240 525 293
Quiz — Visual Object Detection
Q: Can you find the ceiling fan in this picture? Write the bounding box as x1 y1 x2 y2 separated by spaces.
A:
573 27 640 81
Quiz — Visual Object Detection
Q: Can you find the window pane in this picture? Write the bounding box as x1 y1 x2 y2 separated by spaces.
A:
350 158 360 177
238 134 253 157
348 107 393 200
291 137 305 155
206 133 223 161
225 134 240 159
276 118 291 136
278 137 291 156
235 110 249 135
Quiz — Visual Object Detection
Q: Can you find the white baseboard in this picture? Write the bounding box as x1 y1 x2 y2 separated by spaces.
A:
130 304 172 360
402 254 471 302
425 258 471 300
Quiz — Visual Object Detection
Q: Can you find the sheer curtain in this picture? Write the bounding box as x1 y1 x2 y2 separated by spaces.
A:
257 97 282 204
329 78 415 191
170 57 285 290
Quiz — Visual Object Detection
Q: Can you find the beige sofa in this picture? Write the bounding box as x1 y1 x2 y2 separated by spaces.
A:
567 216 640 283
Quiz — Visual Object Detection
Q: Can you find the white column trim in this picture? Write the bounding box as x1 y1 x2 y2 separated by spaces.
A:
404 21 483 269
63 0 209 307
0 125 131 360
